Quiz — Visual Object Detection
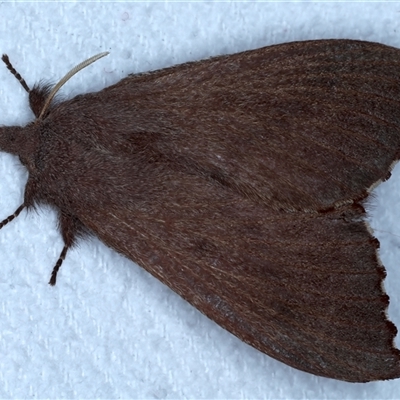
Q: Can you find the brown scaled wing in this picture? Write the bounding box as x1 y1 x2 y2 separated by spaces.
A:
44 39 400 381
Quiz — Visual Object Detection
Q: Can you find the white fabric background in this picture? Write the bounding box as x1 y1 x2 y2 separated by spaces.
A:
0 1 400 399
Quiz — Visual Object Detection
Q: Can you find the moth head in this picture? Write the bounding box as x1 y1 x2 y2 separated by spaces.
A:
0 52 109 171
0 125 37 169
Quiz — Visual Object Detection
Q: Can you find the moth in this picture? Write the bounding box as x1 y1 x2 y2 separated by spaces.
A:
1 39 400 382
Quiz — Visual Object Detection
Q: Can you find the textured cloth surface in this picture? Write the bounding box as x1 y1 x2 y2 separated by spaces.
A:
0 2 400 399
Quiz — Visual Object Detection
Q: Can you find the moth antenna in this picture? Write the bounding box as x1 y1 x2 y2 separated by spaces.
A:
1 54 30 93
38 51 109 119
0 204 25 230
48 243 69 286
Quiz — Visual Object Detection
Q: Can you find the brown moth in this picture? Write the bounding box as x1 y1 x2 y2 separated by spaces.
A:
1 39 400 382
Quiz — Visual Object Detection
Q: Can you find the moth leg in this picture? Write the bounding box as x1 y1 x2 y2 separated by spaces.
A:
0 204 25 229
49 212 81 286
1 54 30 92
49 244 68 286
1 54 47 118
